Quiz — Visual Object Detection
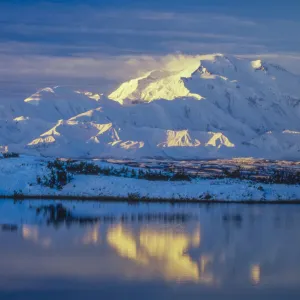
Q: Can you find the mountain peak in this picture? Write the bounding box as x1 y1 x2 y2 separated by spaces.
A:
108 56 206 104
21 86 102 122
2 53 300 160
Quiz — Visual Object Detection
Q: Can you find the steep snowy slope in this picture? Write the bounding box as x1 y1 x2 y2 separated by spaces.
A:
23 86 102 122
249 130 300 159
0 86 101 121
24 96 293 159
27 116 236 159
110 54 300 133
0 86 104 154
1 54 300 159
0 117 51 146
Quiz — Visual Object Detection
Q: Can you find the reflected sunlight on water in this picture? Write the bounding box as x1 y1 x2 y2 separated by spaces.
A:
251 264 260 285
1 201 300 299
82 223 101 245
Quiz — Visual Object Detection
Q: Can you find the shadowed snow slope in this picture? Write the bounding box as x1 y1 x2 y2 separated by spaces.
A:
23 86 101 122
1 54 300 159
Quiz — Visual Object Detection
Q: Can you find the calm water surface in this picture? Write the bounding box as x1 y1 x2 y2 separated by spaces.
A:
0 200 300 299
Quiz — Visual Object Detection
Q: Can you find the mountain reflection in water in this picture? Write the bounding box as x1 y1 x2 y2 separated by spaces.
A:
107 224 202 282
0 200 300 299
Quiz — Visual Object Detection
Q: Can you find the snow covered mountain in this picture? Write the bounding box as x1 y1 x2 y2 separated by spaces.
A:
23 86 102 122
1 54 300 159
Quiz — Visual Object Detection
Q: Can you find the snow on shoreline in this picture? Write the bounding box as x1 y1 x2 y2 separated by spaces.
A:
0 156 299 202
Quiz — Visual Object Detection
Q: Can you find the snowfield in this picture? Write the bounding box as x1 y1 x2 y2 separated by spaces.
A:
0 156 299 202
0 53 300 160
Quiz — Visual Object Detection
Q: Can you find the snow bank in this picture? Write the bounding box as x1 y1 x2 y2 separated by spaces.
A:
0 156 299 202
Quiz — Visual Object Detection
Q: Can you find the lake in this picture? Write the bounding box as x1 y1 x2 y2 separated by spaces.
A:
0 200 300 299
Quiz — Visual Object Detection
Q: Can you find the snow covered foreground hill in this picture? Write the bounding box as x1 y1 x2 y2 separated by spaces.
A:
1 54 300 160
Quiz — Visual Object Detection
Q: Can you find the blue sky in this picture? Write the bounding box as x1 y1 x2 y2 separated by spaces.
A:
1 0 300 97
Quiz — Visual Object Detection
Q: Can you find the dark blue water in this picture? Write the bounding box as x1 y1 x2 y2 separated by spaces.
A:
0 200 300 299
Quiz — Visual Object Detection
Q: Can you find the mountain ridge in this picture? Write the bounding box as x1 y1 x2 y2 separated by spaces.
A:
1 54 300 160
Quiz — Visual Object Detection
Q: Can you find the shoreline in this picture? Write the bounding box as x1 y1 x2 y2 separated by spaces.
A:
2 194 300 205
1 156 300 204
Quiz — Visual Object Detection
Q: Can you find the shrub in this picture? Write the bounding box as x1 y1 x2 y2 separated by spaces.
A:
269 169 300 185
140 170 169 181
13 190 24 199
200 192 213 200
2 152 19 159
36 175 42 185
38 161 73 190
222 167 243 179
170 170 191 181
128 192 140 201
131 169 137 178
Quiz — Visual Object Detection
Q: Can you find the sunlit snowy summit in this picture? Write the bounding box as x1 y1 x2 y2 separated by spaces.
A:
1 54 300 160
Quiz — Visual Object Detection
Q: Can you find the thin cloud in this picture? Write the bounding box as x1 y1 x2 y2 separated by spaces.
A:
0 3 300 98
